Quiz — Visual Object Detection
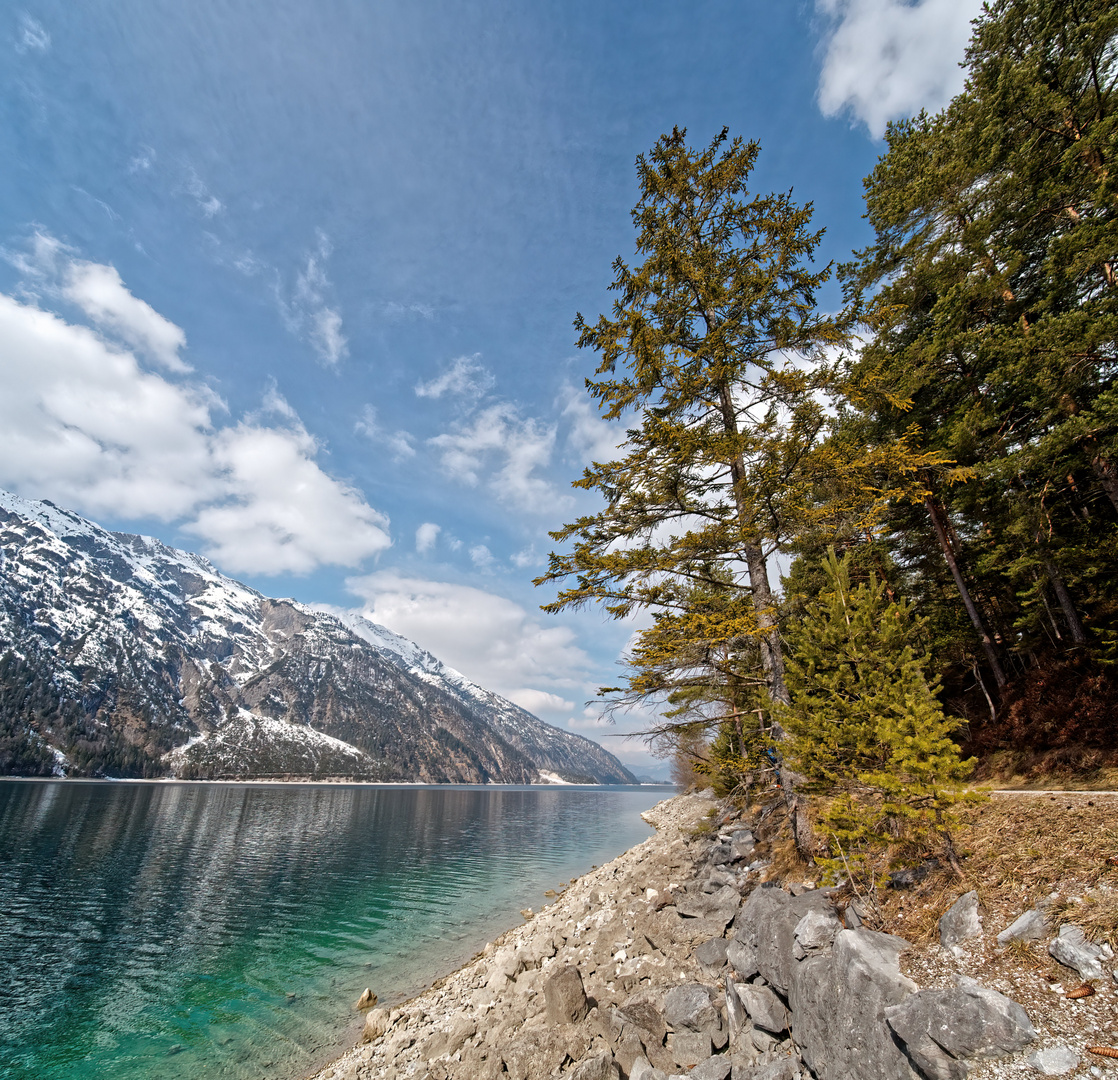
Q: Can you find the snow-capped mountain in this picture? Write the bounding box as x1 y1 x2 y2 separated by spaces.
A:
0 492 634 784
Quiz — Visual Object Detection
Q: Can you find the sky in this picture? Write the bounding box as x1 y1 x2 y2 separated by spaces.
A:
0 0 982 775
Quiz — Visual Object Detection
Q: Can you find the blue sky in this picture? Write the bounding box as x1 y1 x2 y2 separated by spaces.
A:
0 0 981 773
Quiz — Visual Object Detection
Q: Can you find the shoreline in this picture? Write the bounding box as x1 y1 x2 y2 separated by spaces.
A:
301 790 727 1080
0 775 675 789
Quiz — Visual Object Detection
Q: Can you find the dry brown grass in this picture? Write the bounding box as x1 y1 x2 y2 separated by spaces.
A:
976 750 1118 790
872 793 1118 945
1050 888 1118 947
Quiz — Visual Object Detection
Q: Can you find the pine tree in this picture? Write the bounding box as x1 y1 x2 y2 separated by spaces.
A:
537 127 844 708
536 128 847 853
782 550 976 879
839 0 1118 697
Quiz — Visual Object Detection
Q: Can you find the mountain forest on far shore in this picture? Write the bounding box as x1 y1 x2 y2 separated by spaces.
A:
539 0 1118 875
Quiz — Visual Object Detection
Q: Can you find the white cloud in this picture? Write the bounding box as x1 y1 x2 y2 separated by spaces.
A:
185 169 224 218
63 261 190 373
188 422 390 575
15 14 49 53
561 384 624 465
507 689 575 714
510 545 542 569
8 231 189 373
282 231 348 366
415 354 494 400
355 404 416 461
469 543 495 569
0 237 391 575
415 522 440 553
429 402 566 514
816 0 981 136
344 571 592 703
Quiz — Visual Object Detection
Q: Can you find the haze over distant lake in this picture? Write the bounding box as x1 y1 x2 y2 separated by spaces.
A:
0 780 667 1080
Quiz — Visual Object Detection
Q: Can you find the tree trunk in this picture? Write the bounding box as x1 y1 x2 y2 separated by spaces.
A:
1090 451 1118 515
717 384 790 706
1044 558 1088 646
925 495 1008 688
716 383 812 858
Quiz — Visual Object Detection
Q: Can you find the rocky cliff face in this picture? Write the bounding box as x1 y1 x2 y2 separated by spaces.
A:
0 491 634 784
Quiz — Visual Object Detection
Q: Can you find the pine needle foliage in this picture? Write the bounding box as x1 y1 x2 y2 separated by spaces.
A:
781 549 978 879
536 127 845 710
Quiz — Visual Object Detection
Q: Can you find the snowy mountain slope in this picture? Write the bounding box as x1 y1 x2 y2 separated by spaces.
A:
0 491 634 783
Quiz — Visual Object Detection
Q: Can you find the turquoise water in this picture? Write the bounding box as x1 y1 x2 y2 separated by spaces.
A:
0 780 667 1080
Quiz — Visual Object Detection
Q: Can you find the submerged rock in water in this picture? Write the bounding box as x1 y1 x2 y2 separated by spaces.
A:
355 987 377 1010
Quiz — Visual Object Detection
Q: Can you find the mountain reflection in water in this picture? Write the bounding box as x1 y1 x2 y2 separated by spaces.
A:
0 780 665 1080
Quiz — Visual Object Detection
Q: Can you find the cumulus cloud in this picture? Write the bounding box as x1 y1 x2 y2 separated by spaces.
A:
429 402 565 514
0 236 390 574
9 231 189 372
816 0 981 136
415 522 440 553
415 354 494 400
345 571 592 705
188 421 390 574
15 14 49 54
281 231 348 366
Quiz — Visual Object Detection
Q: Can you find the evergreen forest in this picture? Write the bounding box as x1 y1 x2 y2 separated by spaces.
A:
538 0 1118 873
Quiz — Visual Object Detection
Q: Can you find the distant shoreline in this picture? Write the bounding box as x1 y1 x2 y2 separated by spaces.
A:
0 775 675 789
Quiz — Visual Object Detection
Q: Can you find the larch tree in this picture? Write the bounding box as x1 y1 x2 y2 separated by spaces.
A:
535 128 844 850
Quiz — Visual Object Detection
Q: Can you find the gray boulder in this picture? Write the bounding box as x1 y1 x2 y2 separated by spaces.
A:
617 994 668 1043
747 1059 803 1080
1027 1045 1080 1075
938 891 982 955
735 885 834 994
727 937 760 981
420 1017 477 1059
691 1056 733 1080
731 830 756 862
793 909 842 958
678 884 742 927
696 936 730 973
884 975 1036 1080
671 1030 713 1067
725 980 748 1039
570 1051 619 1080
996 907 1047 946
544 964 589 1024
711 842 734 865
664 983 718 1033
736 983 790 1035
629 1057 668 1080
1048 923 1107 980
790 928 917 1080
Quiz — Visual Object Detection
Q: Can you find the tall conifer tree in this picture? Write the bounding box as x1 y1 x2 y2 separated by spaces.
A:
537 128 842 710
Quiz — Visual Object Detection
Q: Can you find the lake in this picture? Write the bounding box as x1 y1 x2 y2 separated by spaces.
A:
0 780 669 1080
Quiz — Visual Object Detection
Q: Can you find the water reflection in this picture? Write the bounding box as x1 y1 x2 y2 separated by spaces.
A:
0 781 664 1080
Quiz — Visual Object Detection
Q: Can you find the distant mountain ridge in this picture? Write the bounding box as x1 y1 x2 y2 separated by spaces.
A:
0 492 634 783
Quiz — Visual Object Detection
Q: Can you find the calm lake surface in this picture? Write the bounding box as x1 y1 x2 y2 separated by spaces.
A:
0 780 668 1080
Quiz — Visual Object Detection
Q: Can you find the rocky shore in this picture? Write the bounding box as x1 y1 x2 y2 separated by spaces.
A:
305 791 1111 1080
